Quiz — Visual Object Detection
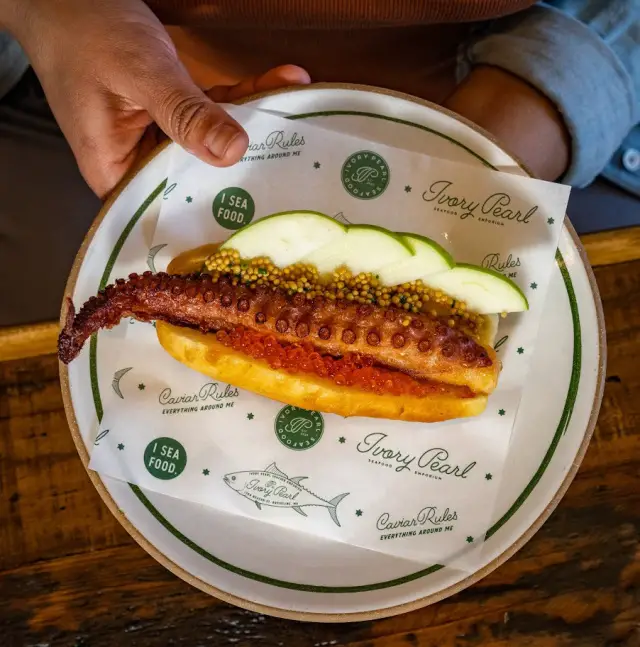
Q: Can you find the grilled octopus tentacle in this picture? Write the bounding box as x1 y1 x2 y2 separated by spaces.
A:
58 271 498 392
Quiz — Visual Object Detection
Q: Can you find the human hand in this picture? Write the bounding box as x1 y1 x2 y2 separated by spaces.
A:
444 65 570 182
4 0 310 198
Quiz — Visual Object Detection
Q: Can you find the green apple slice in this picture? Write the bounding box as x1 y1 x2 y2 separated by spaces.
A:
377 233 454 286
220 210 347 267
303 224 413 275
422 264 529 314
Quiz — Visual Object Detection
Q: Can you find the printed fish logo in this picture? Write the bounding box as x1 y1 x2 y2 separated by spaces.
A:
223 463 349 527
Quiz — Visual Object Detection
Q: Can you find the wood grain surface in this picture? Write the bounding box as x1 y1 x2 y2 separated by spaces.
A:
1 232 639 646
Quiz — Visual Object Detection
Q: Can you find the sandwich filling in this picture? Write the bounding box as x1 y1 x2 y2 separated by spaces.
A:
214 325 476 399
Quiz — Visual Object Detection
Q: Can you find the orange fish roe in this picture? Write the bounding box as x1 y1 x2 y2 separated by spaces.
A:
215 326 473 399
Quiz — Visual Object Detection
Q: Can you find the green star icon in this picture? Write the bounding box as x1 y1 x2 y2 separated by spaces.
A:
339 436 346 444
498 409 506 416
138 383 145 390
247 412 254 420
485 473 493 481
185 196 193 203
517 347 524 355
313 161 321 169
404 185 412 193
202 469 210 476
547 217 555 225
117 443 125 451
466 536 474 543
355 509 363 517
530 282 538 290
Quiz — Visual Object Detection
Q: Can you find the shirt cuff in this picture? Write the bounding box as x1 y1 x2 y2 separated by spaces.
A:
467 5 637 187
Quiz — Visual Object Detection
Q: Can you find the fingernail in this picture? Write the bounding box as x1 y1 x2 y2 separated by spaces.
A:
206 124 242 159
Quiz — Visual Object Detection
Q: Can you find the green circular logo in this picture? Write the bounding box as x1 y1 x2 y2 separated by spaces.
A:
144 437 187 480
212 187 255 230
341 150 390 200
274 406 324 451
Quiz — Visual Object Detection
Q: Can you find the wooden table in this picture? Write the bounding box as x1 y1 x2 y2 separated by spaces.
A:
1 227 639 647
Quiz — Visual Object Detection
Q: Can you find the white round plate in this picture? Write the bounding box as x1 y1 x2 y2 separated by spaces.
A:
61 84 605 622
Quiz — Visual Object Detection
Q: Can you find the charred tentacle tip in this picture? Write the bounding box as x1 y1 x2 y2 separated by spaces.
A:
58 298 81 365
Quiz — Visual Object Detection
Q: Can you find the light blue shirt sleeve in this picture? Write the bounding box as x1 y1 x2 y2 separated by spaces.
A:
0 31 28 100
464 1 640 188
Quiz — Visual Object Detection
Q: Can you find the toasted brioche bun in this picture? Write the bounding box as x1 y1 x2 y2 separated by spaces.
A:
156 244 497 423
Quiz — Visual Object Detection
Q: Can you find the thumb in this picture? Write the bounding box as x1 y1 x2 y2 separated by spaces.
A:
134 58 249 167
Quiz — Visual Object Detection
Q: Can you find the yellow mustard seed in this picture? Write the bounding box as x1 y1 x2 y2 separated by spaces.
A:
201 249 489 319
